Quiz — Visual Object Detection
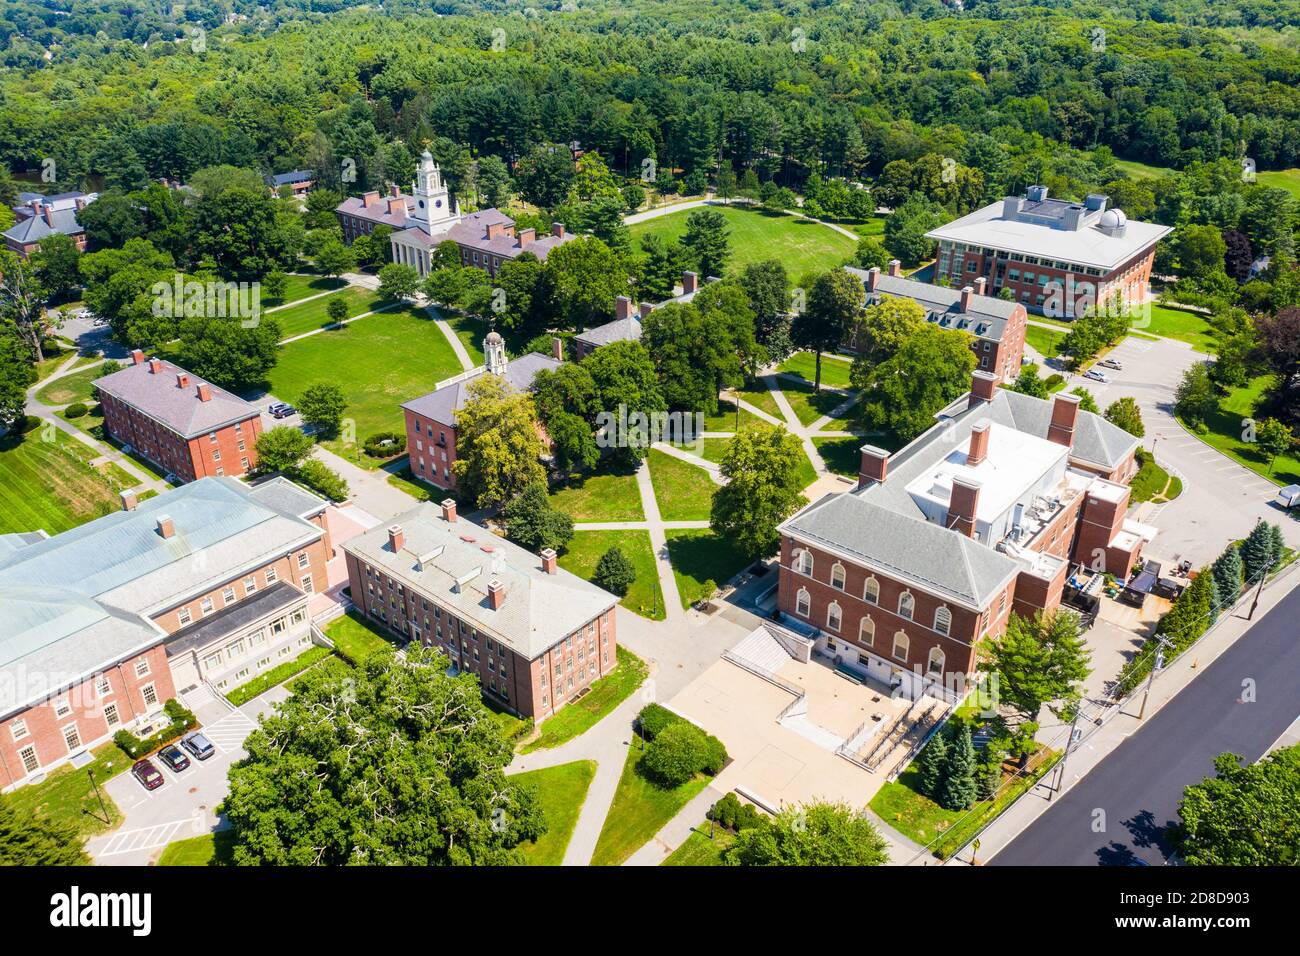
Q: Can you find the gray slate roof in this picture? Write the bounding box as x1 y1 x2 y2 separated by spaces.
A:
344 504 617 660
4 206 85 245
93 358 260 439
845 267 1018 342
0 478 325 718
576 316 642 349
336 192 414 228
401 353 561 427
395 208 575 261
266 169 314 187
165 581 303 659
244 475 328 519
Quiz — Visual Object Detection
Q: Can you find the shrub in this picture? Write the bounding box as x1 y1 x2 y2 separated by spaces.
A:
112 698 197 759
636 703 680 741
642 721 710 787
64 402 88 419
1043 373 1064 391
20 415 41 433
593 545 636 596
292 458 350 501
363 431 407 458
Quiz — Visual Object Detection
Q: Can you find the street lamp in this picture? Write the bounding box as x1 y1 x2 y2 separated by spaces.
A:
86 767 110 825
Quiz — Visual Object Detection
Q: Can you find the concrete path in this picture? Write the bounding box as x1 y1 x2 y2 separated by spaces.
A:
623 784 725 865
425 304 476 372
649 441 723 483
309 445 422 521
635 458 688 624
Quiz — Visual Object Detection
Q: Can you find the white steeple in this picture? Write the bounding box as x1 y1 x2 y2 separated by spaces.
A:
410 150 460 234
484 331 507 376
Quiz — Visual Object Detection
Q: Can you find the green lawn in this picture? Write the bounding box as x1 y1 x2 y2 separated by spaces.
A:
591 742 714 866
664 528 752 608
646 448 717 521
1190 374 1300 487
778 376 857 429
662 825 737 865
520 647 650 753
558 530 664 620
1134 303 1219 354
702 397 764 432
0 429 139 535
813 435 865 478
225 645 334 706
6 743 127 841
35 365 104 407
271 286 390 340
324 609 401 664
266 306 464 455
1024 324 1067 360
846 215 887 238
264 273 345 309
437 310 488 365
1129 449 1182 504
157 829 236 866
548 465 644 521
629 205 857 278
510 760 598 865
1256 168 1300 199
778 351 853 390
1112 158 1174 180
730 382 783 421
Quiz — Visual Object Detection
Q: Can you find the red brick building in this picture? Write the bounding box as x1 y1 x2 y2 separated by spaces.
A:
4 192 97 258
343 499 619 722
95 351 263 483
775 371 1149 701
926 186 1172 319
0 477 332 791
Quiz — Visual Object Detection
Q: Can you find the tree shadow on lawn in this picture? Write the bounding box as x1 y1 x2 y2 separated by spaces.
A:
666 532 753 594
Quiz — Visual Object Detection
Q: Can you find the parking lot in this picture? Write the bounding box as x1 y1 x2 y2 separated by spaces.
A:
85 685 290 865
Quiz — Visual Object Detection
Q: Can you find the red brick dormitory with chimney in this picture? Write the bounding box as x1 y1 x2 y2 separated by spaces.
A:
342 498 619 722
775 370 1152 701
94 351 264 483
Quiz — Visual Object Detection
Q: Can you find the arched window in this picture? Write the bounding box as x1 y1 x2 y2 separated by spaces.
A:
830 562 846 591
795 549 813 576
898 592 915 620
928 646 945 676
863 577 879 604
796 587 811 618
934 606 951 636
859 616 875 647
892 631 910 662
827 601 842 632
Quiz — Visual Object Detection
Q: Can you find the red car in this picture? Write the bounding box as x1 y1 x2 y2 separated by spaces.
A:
131 758 164 791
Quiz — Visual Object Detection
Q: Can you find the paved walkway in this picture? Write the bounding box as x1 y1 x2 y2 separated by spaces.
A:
426 304 476 372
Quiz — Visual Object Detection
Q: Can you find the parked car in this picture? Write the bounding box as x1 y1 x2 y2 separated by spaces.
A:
1084 369 1109 383
1098 358 1123 370
157 744 190 773
181 731 215 760
131 758 164 791
268 402 296 419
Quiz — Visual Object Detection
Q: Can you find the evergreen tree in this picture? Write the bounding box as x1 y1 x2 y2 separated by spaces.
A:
938 725 979 811
593 546 636 596
1211 544 1243 607
1241 521 1275 583
977 760 1002 802
1268 524 1286 572
916 730 948 798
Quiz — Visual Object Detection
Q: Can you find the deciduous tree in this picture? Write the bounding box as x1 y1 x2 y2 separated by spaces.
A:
453 375 547 508
710 425 806 557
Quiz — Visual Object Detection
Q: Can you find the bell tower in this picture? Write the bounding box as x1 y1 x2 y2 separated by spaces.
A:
484 331 507 376
410 150 460 233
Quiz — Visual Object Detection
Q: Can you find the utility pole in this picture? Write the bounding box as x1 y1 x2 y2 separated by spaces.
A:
1137 636 1170 720
1050 707 1084 802
86 767 109 825
1247 568 1266 621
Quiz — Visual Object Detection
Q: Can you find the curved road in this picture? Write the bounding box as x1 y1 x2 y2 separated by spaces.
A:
992 582 1300 865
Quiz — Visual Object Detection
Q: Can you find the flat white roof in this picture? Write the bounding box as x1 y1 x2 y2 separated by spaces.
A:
926 201 1172 271
906 422 1067 524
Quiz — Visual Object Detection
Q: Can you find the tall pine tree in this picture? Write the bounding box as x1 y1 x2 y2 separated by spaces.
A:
916 729 949 798
1211 544 1243 606
1241 522 1275 584
939 726 979 811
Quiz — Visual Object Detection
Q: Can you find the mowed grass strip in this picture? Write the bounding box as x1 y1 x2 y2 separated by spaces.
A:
558 530 664 621
646 448 717 521
510 760 598 866
158 830 236 866
779 376 857 429
0 430 136 535
272 286 391 339
778 350 853 390
664 528 752 608
35 365 104 407
519 647 650 753
6 743 127 840
548 465 644 521
591 743 713 866
629 205 856 278
267 306 464 444
264 273 345 309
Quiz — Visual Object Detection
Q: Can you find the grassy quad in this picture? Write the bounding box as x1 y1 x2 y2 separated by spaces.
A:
1189 374 1300 486
548 464 644 521
510 760 598 865
662 825 738 865
778 376 857 429
1133 303 1219 354
263 273 346 309
729 381 783 421
702 397 765 432
777 350 853 390
628 205 857 278
664 528 752 608
1023 324 1067 361
558 530 664 620
270 286 391 340
324 609 402 664
700 435 817 489
520 647 649 753
646 448 718 521
0 429 140 535
266 305 465 461
813 435 865 478
34 364 104 408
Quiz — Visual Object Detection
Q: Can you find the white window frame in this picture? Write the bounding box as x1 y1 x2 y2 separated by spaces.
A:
826 601 842 632
898 592 915 621
928 646 946 676
859 616 875 647
830 562 846 591
892 631 909 662
863 577 879 604
795 587 811 618
934 606 951 637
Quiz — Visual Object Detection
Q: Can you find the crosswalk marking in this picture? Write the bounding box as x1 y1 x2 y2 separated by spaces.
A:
97 818 197 857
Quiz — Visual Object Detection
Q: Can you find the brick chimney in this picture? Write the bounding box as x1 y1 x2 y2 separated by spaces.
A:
967 421 991 467
968 370 999 409
887 259 902 277
488 579 506 610
974 277 987 297
75 197 86 211
441 498 457 523
518 227 535 248
131 349 145 365
362 191 381 208
540 547 558 575
639 302 654 319
551 222 566 238
389 184 401 197
960 285 975 312
40 204 54 227
148 358 162 374
858 444 890 487
197 383 212 402
615 296 631 321
120 489 138 512
1047 392 1082 448
486 222 504 240
865 266 881 292
156 515 175 539
682 271 698 294
551 336 565 362
947 478 980 538
386 197 405 217
387 525 405 553
176 372 189 389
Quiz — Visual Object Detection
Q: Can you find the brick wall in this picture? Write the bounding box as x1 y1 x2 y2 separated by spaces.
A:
405 408 459 490
100 392 260 482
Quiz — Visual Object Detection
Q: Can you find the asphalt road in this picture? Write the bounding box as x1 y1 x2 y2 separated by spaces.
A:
992 581 1300 866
